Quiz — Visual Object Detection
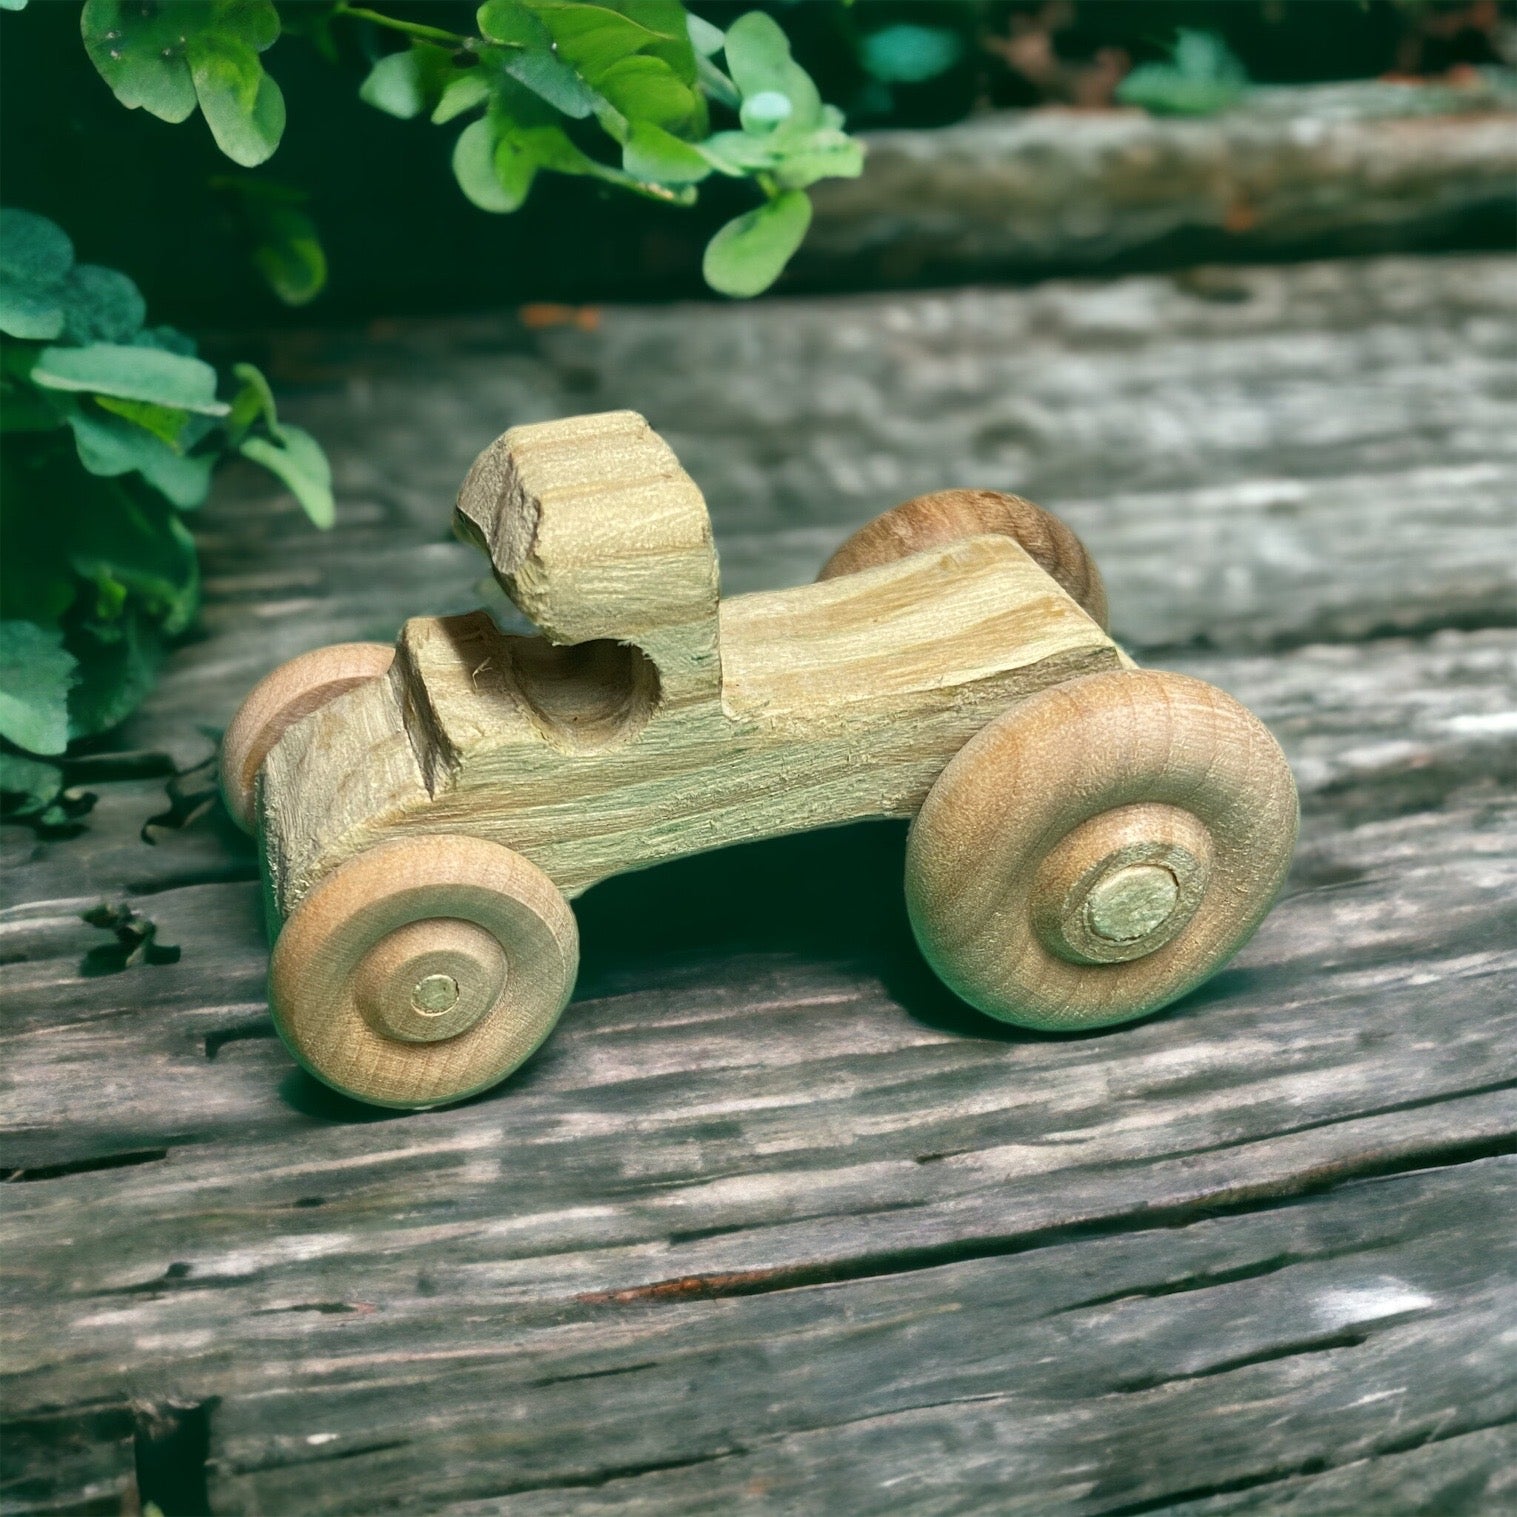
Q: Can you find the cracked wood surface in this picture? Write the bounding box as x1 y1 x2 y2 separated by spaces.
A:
2 254 1515 1515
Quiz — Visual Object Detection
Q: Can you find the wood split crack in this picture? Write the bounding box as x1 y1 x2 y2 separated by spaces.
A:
584 1132 1517 1305
1108 1329 1372 1395
1092 1411 1517 1516
2 1148 169 1183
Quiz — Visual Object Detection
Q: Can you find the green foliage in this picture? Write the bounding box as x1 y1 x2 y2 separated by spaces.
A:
0 620 75 755
0 749 96 832
1116 29 1249 117
357 1 862 294
702 186 810 298
0 209 333 759
81 0 286 165
348 0 867 288
214 177 327 306
61 0 864 302
858 23 963 86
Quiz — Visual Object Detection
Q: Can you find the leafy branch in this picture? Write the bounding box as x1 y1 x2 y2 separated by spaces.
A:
71 0 865 301
0 208 332 774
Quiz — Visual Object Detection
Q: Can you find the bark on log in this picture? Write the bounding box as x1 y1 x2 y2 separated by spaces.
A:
803 77 1517 285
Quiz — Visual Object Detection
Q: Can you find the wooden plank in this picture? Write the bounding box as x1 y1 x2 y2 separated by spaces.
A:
802 78 1517 284
7 1154 1513 1513
3 254 1513 1512
2 781 1512 1506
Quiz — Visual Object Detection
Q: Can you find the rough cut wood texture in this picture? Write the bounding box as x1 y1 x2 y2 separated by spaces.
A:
2 254 1514 1514
804 77 1517 284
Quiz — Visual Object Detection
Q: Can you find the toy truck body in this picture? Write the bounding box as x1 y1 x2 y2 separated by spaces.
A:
224 411 1297 1109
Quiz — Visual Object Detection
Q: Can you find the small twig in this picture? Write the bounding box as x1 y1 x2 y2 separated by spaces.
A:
334 3 474 49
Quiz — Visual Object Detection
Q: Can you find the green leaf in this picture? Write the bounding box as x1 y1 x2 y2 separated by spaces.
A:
623 120 711 184
525 2 675 80
189 38 286 165
82 0 284 161
133 324 198 358
513 121 599 176
143 445 215 510
617 0 700 84
59 264 147 343
507 46 604 119
0 620 77 755
360 44 455 120
361 48 421 118
361 49 424 119
477 0 548 49
722 11 789 96
1116 30 1248 117
227 361 278 443
0 286 65 341
93 396 190 446
859 24 963 85
31 344 229 415
66 608 167 740
0 209 74 289
80 0 199 123
433 70 491 124
65 404 215 508
495 135 545 202
595 52 699 131
698 128 781 175
702 188 810 298
453 117 534 211
1 1 32 12
721 11 819 139
251 202 325 306
0 207 73 340
698 122 862 189
0 753 65 819
686 12 723 57
479 3 603 118
66 402 159 477
772 129 864 190
240 424 334 528
213 175 326 306
70 483 200 635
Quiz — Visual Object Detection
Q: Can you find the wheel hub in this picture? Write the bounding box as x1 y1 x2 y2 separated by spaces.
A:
353 919 508 1043
1033 803 1213 967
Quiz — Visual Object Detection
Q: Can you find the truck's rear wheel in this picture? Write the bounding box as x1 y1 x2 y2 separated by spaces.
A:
819 488 1108 628
906 669 1297 1030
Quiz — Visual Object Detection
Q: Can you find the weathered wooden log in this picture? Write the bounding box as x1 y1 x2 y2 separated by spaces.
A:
803 77 1517 284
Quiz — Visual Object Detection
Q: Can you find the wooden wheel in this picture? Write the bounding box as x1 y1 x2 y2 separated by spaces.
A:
220 642 395 833
906 669 1297 1031
270 836 579 1108
819 488 1109 629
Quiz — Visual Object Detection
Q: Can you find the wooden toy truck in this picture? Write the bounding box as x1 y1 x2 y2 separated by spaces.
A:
222 411 1298 1109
